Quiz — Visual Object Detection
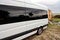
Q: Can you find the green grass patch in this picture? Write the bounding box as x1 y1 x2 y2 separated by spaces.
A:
52 18 60 22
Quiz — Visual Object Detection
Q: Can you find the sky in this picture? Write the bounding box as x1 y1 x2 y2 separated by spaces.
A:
30 0 60 13
34 0 60 13
19 0 60 13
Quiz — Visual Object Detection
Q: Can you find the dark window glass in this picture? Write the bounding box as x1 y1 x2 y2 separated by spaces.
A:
0 8 48 25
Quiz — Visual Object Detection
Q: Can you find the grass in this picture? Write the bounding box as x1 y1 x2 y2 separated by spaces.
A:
52 18 60 22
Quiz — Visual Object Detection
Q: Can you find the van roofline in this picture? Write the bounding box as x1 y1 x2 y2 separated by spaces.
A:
0 0 48 10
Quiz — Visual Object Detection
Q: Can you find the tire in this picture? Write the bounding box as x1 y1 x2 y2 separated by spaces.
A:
37 27 43 35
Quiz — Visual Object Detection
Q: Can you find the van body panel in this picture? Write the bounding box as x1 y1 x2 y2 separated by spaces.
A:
0 18 48 39
0 0 48 10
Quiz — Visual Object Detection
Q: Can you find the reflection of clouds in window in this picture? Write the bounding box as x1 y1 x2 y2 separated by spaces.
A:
9 10 25 17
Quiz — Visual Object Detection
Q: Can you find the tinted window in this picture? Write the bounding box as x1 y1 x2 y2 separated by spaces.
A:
0 8 48 25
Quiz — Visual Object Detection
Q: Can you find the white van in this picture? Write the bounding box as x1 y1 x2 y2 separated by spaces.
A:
0 0 48 40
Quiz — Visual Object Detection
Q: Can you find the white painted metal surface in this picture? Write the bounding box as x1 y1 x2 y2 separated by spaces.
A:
0 18 48 39
0 0 48 10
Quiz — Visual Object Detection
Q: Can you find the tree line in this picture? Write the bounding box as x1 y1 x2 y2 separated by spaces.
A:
54 15 60 18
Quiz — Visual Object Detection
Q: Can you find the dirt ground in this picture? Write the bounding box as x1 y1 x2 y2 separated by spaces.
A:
25 23 60 40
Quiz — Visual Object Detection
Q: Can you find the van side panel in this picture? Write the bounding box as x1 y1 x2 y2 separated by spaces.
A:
0 18 48 39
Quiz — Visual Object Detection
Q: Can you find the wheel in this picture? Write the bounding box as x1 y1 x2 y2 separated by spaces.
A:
37 27 43 35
